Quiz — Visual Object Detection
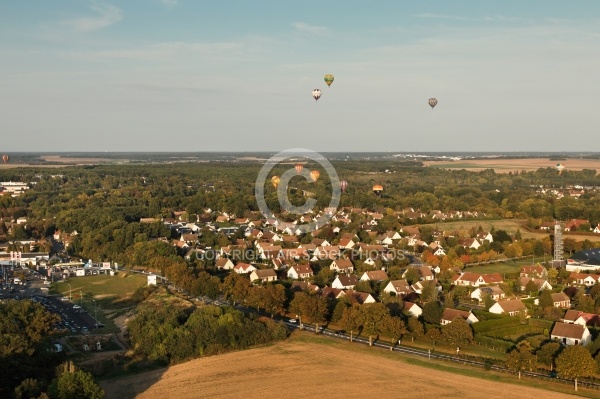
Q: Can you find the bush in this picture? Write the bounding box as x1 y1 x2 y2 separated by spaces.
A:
472 317 521 334
474 335 515 352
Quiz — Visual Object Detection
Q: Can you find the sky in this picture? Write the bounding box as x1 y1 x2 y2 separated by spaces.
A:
1 0 600 152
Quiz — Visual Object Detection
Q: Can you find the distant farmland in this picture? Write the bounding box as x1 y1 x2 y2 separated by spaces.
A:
424 158 600 173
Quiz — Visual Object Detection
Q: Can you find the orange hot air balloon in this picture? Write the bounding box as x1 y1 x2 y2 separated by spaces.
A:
310 170 320 182
295 163 304 174
271 176 280 188
372 184 383 196
340 180 348 192
2 154 9 164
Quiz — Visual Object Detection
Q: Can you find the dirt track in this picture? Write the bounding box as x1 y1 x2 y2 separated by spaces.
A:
101 336 584 399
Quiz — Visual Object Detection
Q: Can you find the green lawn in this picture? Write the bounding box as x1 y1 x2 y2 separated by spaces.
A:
51 274 147 298
466 259 533 275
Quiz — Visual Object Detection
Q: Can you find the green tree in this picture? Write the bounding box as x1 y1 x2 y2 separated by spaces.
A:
425 327 442 350
505 341 536 379
381 316 407 351
556 345 598 391
406 317 424 343
536 342 561 370
340 304 362 343
525 280 539 297
404 268 420 285
422 301 444 325
48 362 104 399
538 290 553 309
359 303 389 346
303 294 329 332
420 280 439 303
442 318 473 351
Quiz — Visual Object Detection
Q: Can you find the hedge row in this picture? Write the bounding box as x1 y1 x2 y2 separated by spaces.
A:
473 334 515 352
484 325 543 338
472 317 522 333
528 318 554 330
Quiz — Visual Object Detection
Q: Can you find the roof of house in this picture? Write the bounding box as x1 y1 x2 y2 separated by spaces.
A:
333 258 354 269
345 290 373 304
363 270 388 281
321 287 345 299
551 292 570 302
551 322 586 339
291 264 313 274
335 275 358 286
496 299 526 313
441 308 473 322
253 269 277 278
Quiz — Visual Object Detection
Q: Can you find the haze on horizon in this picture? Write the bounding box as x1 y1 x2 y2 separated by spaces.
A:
1 1 600 153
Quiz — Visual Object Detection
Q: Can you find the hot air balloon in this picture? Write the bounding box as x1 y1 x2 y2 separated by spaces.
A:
556 163 566 173
2 154 9 164
340 180 348 192
271 176 280 188
372 184 383 196
428 98 438 109
310 170 320 182
295 164 304 174
312 89 322 102
324 74 334 87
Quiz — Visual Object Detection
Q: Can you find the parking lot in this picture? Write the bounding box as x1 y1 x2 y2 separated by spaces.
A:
1 263 102 334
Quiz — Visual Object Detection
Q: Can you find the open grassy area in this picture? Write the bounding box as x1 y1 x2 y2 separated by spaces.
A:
465 259 535 275
51 274 147 299
102 331 599 399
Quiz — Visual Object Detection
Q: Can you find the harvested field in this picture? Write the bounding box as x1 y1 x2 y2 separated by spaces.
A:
101 333 589 399
424 158 600 173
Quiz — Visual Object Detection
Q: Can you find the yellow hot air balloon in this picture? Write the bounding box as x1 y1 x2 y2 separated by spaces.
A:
324 74 334 87
271 176 280 188
372 184 383 196
310 170 320 182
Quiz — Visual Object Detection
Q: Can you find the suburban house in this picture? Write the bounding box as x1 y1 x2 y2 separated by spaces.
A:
287 264 314 280
360 270 389 282
215 257 234 270
520 265 548 279
383 280 414 297
551 322 591 346
564 219 590 232
331 275 358 290
320 287 346 300
489 299 527 316
470 286 505 302
440 308 479 326
550 292 571 308
330 259 354 274
290 281 319 293
563 310 600 327
402 266 434 281
569 272 599 286
345 290 376 304
476 232 494 243
459 238 481 250
519 277 552 292
404 302 422 318
451 272 504 287
249 269 278 283
337 238 356 249
411 280 442 295
233 263 257 274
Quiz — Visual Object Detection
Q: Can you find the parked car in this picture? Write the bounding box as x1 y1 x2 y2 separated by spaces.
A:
289 318 297 323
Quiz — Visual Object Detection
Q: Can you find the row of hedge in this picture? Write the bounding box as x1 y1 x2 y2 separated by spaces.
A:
472 317 522 333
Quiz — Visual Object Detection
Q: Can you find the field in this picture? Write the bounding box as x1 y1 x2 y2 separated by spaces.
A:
101 333 594 399
416 218 598 242
424 157 600 173
52 274 147 298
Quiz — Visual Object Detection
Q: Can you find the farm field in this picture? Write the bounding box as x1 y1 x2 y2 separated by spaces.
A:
424 157 600 173
415 218 598 242
101 333 592 399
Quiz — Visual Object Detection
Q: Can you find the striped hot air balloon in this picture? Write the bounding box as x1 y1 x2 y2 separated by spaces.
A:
340 180 348 192
312 89 322 102
324 74 334 87
556 163 566 174
2 154 9 164
295 164 304 174
428 98 438 109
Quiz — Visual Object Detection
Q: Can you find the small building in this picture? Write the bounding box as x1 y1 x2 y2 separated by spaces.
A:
489 299 527 316
470 286 505 302
551 322 591 346
440 308 479 326
147 274 157 286
403 302 423 318
331 275 358 290
250 269 278 284
550 292 571 308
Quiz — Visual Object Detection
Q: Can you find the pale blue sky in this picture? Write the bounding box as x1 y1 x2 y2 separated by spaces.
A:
1 1 600 152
